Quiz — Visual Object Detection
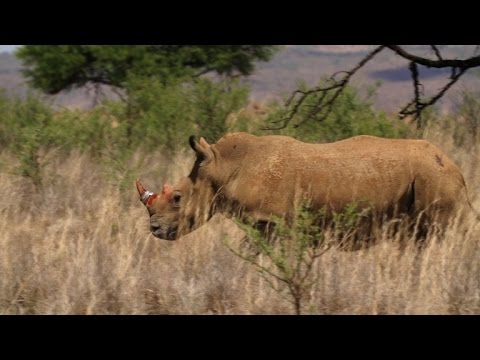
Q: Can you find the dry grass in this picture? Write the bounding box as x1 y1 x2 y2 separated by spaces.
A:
1 132 480 314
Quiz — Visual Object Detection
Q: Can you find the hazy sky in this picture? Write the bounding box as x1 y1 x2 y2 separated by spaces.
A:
0 45 19 53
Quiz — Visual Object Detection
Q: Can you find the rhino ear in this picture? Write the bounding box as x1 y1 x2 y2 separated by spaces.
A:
161 183 174 199
189 135 213 165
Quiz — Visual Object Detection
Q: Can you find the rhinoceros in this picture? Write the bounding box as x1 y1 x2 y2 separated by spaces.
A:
136 132 474 240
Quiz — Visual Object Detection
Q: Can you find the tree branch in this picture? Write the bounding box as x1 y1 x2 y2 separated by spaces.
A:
268 45 480 131
430 45 443 60
264 45 386 130
399 66 467 122
193 67 214 78
385 45 480 68
224 241 290 285
408 61 423 127
111 87 128 103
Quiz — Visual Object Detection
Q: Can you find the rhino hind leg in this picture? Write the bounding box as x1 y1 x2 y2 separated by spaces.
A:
409 176 463 241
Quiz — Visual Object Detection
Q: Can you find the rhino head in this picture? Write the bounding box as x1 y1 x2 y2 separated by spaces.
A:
136 136 220 240
136 179 183 240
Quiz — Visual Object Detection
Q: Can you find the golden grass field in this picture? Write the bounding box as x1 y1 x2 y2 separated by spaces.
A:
1 130 480 314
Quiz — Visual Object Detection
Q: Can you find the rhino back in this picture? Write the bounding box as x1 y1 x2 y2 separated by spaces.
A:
207 133 467 219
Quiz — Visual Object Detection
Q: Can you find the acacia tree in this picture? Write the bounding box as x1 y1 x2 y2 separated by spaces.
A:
15 45 280 95
272 45 480 130
15 45 279 144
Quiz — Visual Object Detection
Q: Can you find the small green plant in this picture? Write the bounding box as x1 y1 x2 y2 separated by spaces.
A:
0 92 54 188
330 202 372 246
15 126 44 188
226 201 371 314
226 203 332 315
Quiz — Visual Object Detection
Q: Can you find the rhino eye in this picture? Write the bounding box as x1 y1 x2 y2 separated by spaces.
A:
172 191 182 207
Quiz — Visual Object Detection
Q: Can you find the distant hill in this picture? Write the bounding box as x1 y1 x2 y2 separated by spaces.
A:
1 46 479 113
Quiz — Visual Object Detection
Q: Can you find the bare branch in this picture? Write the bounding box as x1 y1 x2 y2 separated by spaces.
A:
298 246 330 286
409 61 423 127
451 66 458 79
399 67 468 122
111 87 128 103
84 82 105 108
385 45 480 68
267 45 480 131
224 241 290 285
193 67 214 78
263 45 386 130
430 45 443 60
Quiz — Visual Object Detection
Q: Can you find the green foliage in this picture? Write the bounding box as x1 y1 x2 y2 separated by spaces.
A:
0 91 53 186
423 89 480 150
123 77 250 150
15 126 44 187
0 90 52 148
0 77 251 187
187 78 250 142
330 202 372 243
265 81 408 142
454 90 480 148
227 200 372 314
227 203 332 315
114 77 195 152
0 72 415 195
0 76 250 154
15 45 280 94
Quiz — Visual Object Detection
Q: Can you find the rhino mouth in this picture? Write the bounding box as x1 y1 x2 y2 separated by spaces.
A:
151 226 177 241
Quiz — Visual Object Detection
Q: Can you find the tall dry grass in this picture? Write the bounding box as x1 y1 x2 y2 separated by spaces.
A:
1 130 480 314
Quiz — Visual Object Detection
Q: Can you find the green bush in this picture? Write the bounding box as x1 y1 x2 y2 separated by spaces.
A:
42 108 122 156
188 77 250 143
0 77 251 186
123 77 250 150
453 90 480 148
15 125 44 187
264 81 408 142
0 77 412 189
227 200 374 314
421 90 480 150
0 91 54 186
0 76 250 157
0 91 53 149
227 203 331 315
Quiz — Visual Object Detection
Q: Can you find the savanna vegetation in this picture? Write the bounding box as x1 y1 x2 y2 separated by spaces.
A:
1 45 479 314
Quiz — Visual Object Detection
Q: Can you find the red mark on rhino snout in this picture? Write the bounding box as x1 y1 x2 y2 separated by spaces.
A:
136 179 174 207
146 194 159 206
146 184 173 206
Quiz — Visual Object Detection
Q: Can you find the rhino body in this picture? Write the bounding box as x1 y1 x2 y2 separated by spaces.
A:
138 133 473 240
